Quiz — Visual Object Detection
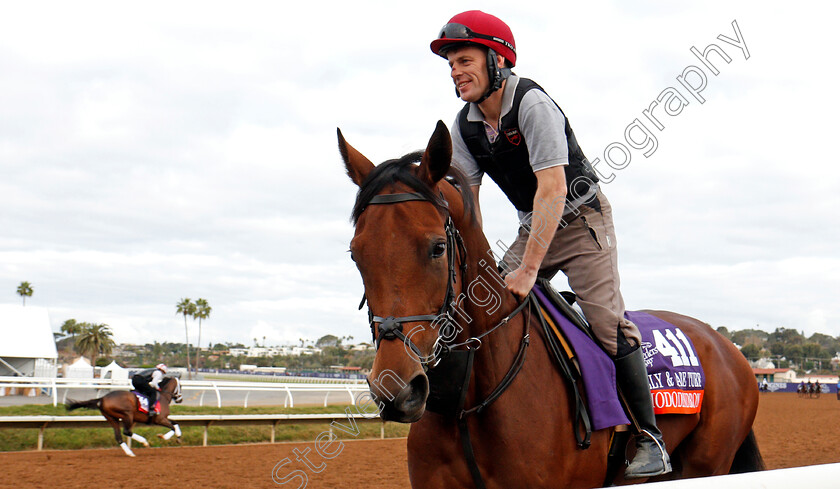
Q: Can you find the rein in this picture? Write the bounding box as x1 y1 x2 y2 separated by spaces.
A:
358 188 534 489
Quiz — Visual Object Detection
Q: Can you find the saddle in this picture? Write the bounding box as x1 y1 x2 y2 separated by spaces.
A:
426 278 708 487
531 279 706 485
132 391 160 415
533 279 706 414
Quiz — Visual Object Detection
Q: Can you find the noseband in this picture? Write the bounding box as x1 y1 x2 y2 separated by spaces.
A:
359 191 468 370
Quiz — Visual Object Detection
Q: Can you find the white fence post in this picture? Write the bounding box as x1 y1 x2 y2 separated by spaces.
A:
285 385 294 408
37 423 46 450
213 382 221 408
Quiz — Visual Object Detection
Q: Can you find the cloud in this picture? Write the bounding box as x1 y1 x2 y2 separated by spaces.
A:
1 1 839 347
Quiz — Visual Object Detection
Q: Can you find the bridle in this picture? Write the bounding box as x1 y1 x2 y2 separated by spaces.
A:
359 191 468 371
356 186 536 489
357 188 531 371
160 377 183 404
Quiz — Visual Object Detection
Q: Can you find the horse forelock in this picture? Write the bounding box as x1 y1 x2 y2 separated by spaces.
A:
351 152 475 225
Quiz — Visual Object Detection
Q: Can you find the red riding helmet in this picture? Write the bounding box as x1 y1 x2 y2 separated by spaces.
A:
430 10 517 67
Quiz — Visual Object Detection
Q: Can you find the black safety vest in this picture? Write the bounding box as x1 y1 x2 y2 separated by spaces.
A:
133 368 155 382
458 78 599 213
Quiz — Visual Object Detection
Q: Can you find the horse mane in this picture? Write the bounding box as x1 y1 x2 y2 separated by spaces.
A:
159 377 173 389
351 151 476 224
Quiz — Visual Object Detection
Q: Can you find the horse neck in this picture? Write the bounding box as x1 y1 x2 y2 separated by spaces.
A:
160 378 176 398
456 224 531 385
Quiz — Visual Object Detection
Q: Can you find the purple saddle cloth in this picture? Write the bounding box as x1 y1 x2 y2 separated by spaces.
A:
532 284 629 430
533 284 707 428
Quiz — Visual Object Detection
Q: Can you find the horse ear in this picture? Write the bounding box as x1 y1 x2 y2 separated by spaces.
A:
337 128 375 187
420 120 452 185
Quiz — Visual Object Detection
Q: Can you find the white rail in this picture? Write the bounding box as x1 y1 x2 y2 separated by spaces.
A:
0 413 387 450
0 376 370 408
638 463 840 488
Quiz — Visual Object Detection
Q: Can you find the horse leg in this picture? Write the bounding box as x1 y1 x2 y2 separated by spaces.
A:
103 414 133 457
156 417 182 444
123 421 150 448
107 416 135 457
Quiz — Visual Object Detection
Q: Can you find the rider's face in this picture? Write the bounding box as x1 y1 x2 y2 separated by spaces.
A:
447 46 490 103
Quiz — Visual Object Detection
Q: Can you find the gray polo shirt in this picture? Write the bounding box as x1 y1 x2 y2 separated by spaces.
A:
451 75 596 222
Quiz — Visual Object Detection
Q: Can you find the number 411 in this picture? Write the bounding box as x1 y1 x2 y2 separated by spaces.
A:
652 328 699 367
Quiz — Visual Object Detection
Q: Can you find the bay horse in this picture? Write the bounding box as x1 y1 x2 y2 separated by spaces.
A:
67 376 183 457
339 121 764 488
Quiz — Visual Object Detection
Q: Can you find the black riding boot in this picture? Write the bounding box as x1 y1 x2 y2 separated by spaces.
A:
614 347 672 479
147 391 157 423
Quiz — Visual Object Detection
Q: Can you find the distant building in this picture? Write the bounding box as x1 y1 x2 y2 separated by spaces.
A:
795 373 839 384
292 346 321 356
0 305 58 377
752 367 839 385
752 358 776 369
228 346 323 357
752 368 796 383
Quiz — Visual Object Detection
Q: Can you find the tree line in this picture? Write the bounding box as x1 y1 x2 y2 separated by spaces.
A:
58 335 376 372
717 326 839 372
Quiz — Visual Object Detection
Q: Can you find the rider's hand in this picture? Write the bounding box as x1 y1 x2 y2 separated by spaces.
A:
504 265 538 300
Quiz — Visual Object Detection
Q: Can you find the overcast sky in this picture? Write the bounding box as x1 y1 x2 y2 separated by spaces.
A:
1 1 838 347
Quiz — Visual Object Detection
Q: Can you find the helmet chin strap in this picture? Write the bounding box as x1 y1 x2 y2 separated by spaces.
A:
466 48 512 105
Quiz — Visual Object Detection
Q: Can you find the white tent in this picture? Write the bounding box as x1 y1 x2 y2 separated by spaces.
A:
100 361 129 380
0 305 58 377
65 357 93 379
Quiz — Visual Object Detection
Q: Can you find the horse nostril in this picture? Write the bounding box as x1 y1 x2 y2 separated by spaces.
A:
401 374 429 411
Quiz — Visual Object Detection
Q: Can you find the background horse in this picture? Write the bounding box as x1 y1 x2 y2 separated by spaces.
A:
67 376 183 457
339 121 764 488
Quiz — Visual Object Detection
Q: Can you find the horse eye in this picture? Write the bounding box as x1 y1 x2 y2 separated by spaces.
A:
431 242 446 258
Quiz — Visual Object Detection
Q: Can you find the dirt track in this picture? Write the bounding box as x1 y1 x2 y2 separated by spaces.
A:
1 393 837 489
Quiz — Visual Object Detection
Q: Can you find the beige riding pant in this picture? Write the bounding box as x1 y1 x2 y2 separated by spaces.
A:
501 189 641 357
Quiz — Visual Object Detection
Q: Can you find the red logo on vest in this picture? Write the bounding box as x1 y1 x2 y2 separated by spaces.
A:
505 128 521 146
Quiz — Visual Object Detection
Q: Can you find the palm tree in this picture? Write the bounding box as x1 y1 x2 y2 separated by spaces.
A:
60 319 82 338
60 319 82 353
193 298 212 373
75 323 116 374
176 298 196 379
16 281 33 306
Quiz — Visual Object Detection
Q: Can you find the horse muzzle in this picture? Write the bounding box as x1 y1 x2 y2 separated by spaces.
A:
370 372 429 423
